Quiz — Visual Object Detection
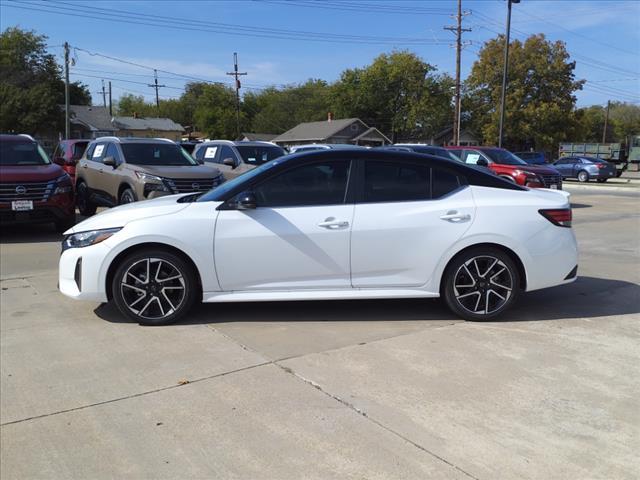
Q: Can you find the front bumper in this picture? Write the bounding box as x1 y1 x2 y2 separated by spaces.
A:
59 242 110 302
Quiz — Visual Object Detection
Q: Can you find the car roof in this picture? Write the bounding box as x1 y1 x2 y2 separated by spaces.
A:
0 134 36 143
445 146 504 151
199 140 281 147
93 136 176 144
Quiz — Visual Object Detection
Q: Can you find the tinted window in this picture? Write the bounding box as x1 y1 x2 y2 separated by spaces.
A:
0 140 50 165
105 143 121 163
235 145 285 165
432 168 461 198
72 142 89 159
219 146 237 165
120 143 197 166
556 158 572 165
447 150 463 160
364 161 430 203
254 161 350 207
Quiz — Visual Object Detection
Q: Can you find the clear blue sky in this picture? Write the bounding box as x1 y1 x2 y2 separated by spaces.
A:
1 0 638 107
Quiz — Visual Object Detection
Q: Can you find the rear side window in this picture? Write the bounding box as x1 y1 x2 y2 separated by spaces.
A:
363 161 430 203
432 168 461 199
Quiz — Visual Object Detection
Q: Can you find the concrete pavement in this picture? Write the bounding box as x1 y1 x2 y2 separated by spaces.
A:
1 189 639 479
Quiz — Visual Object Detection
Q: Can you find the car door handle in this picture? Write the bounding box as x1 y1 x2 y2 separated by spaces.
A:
318 218 349 229
440 211 471 223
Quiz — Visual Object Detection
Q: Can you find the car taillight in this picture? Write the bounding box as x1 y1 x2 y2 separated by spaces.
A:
539 208 572 227
596 163 606 169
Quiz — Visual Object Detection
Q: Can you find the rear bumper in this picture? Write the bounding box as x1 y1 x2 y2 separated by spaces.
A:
525 226 578 292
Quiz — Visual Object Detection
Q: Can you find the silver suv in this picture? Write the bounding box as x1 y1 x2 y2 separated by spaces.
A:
76 137 224 215
193 140 286 180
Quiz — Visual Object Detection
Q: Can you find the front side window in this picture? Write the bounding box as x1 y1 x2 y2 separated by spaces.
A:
219 146 237 165
91 143 107 162
0 141 50 165
363 161 430 203
105 143 121 163
254 160 351 207
120 143 197 166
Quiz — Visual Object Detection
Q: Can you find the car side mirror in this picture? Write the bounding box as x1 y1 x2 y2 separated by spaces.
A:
53 156 65 167
223 157 236 168
236 192 257 210
476 158 489 167
103 156 117 167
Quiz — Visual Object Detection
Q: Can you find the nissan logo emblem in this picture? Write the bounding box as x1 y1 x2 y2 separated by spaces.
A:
191 183 200 190
15 185 27 195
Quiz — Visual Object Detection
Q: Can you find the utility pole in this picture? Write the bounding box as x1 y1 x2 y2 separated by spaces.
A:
444 0 471 146
602 100 610 143
108 81 113 116
148 69 166 116
498 0 520 148
101 79 107 108
227 52 247 139
64 42 70 139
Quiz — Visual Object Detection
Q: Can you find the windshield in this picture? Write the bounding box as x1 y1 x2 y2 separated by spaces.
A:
198 157 283 202
235 145 285 165
72 142 89 159
483 149 527 165
120 143 197 166
0 141 50 166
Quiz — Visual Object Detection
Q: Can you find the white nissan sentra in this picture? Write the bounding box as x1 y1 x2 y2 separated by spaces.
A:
59 149 578 325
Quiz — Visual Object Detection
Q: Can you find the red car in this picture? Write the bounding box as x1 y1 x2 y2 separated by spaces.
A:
0 134 75 232
52 139 90 181
446 146 562 189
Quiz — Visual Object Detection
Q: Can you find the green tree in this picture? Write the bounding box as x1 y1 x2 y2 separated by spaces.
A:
116 94 155 117
331 51 454 142
0 27 90 133
243 79 332 134
465 34 584 152
609 102 640 142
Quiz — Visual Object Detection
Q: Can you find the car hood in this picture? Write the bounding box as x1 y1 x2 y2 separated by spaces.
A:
124 164 222 178
514 164 560 175
0 163 65 182
66 193 193 234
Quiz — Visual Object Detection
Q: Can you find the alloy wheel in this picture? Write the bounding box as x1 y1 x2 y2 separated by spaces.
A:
452 255 513 315
120 258 186 320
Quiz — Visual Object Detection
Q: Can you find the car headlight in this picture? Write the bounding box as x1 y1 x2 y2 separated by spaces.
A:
53 174 73 195
135 171 163 182
62 227 122 251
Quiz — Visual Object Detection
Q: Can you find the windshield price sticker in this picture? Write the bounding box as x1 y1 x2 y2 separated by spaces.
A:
204 147 218 159
93 145 104 158
466 153 480 164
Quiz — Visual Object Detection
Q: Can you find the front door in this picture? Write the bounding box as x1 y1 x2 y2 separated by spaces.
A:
214 159 354 290
351 160 475 287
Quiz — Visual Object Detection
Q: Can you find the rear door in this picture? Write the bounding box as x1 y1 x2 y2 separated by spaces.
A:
350 159 474 288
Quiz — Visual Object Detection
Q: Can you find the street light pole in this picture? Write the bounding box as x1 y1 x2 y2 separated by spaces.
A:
498 0 519 148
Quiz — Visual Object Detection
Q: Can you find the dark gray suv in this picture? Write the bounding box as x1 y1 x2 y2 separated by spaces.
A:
193 140 286 180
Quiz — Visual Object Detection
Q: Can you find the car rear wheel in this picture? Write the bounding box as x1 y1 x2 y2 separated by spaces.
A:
577 170 589 182
443 247 520 321
112 250 198 326
76 181 97 216
119 188 137 205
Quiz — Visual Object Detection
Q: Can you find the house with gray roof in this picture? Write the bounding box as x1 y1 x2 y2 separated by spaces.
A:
63 105 117 139
112 115 185 141
273 116 390 148
238 132 278 142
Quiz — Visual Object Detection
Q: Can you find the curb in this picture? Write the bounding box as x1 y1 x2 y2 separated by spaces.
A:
563 183 640 193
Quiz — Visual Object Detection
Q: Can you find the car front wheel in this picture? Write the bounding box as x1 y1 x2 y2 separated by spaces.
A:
112 250 198 325
76 181 97 216
443 247 520 321
119 188 137 205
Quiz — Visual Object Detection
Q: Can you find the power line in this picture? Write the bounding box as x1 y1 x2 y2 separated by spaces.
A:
257 0 451 15
5 0 450 45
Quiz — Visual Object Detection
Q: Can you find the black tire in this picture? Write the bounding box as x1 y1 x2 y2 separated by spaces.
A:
76 181 97 216
443 247 521 321
55 214 76 233
597 178 607 183
577 170 589 183
119 188 138 205
111 249 199 326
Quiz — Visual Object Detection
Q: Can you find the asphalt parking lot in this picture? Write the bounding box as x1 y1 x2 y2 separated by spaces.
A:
1 187 639 479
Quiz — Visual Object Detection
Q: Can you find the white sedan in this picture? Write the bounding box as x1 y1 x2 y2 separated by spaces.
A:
59 150 578 325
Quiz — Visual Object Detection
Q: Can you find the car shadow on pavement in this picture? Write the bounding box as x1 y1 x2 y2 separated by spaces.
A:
570 203 592 209
95 297 458 325
95 276 639 325
506 276 639 321
0 223 64 244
